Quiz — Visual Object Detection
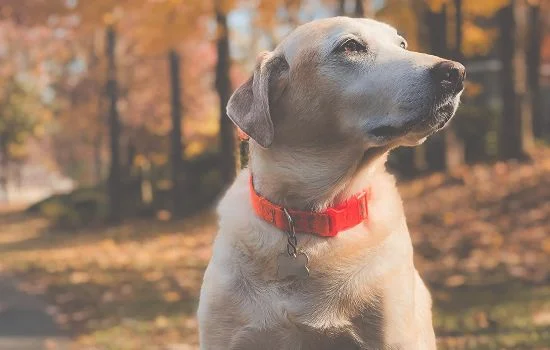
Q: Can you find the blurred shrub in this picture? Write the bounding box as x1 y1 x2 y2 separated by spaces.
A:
28 150 225 230
155 151 225 215
239 140 249 169
453 104 500 163
25 149 230 229
388 147 418 178
27 187 108 230
388 104 500 177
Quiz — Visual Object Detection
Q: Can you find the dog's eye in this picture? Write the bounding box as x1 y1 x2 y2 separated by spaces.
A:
339 39 366 54
400 40 407 49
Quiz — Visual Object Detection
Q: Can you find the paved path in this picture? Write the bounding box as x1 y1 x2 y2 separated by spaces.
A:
0 277 70 350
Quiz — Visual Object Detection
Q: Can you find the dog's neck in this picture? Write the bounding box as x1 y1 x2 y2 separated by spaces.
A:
248 143 390 211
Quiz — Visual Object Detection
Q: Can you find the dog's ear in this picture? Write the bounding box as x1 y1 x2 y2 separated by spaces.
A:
227 51 289 148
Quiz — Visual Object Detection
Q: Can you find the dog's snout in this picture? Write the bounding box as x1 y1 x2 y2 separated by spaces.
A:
430 61 466 93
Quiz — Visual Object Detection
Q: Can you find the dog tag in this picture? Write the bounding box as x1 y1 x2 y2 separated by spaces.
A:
277 251 310 280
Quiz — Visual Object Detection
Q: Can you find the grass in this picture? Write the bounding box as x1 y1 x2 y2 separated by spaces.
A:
434 283 550 349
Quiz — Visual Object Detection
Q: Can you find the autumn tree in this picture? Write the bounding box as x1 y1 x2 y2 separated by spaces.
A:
337 0 373 17
527 1 543 138
424 3 449 171
354 0 373 17
0 78 43 201
168 50 185 216
85 30 107 185
32 0 213 217
498 0 534 160
2 0 131 217
127 0 203 216
0 17 53 201
105 25 122 222
339 0 346 15
215 1 237 186
445 0 465 171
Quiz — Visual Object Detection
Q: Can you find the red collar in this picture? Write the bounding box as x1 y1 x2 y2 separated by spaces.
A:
250 177 369 237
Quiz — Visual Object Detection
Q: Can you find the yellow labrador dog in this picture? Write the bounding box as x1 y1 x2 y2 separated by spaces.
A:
198 17 464 350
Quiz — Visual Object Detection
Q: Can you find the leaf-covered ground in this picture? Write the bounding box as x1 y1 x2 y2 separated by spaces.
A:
1 148 550 349
405 147 550 350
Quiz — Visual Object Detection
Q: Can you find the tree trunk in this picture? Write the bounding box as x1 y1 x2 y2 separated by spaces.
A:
454 0 463 58
106 25 122 222
444 0 465 172
14 162 22 190
354 0 364 17
91 30 104 186
498 1 533 160
168 49 185 217
93 72 104 186
215 6 237 186
93 132 102 184
127 141 136 170
0 138 8 203
425 4 448 171
339 0 346 16
354 0 372 17
527 4 543 138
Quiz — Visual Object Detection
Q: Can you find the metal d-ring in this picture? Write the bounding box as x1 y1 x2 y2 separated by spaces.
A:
283 208 298 258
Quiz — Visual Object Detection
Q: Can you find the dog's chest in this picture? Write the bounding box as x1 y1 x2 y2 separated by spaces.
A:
237 276 388 350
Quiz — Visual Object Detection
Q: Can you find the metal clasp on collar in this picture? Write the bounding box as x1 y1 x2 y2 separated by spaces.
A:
278 208 310 280
283 208 298 257
356 191 369 219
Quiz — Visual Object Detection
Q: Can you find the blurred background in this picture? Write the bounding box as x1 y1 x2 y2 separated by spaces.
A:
0 0 549 349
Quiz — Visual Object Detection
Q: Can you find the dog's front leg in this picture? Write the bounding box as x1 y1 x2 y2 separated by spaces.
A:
381 268 436 349
411 271 437 350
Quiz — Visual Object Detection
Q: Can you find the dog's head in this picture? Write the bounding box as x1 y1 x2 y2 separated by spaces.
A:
228 16 465 157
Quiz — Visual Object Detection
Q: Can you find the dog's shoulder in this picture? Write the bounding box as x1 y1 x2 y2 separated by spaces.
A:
217 169 252 228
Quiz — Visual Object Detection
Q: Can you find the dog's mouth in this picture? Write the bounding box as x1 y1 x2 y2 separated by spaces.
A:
411 93 461 136
427 98 458 132
370 125 404 138
360 98 458 164
369 117 419 139
366 92 461 145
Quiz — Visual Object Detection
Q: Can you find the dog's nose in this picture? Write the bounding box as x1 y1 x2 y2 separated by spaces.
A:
430 61 466 93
